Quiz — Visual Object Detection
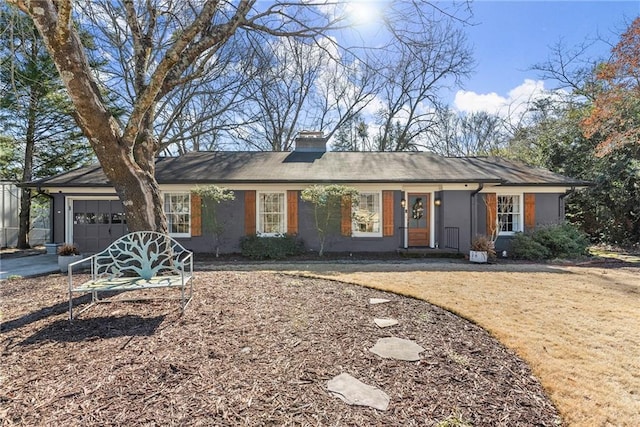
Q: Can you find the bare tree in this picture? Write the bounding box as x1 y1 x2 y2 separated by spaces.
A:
5 0 343 232
155 45 252 154
231 32 381 152
5 0 473 231
233 36 324 151
531 39 604 102
312 48 379 142
424 107 506 156
371 14 473 151
456 111 506 156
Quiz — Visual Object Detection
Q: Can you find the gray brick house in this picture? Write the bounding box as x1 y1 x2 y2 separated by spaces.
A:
28 133 587 255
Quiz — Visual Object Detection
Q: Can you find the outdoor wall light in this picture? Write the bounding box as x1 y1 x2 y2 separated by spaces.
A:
434 198 442 206
400 198 406 209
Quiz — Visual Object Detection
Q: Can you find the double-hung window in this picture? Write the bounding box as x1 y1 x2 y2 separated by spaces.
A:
164 193 191 237
352 192 381 237
497 195 521 234
258 192 286 235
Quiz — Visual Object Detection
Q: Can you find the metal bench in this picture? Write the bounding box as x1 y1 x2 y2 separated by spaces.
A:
68 231 193 320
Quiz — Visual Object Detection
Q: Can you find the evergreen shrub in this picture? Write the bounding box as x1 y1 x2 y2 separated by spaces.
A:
240 234 304 260
511 223 590 260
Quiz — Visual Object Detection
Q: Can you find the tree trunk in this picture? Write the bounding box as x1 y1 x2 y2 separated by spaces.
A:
17 75 38 249
17 188 31 249
101 147 167 233
21 1 167 233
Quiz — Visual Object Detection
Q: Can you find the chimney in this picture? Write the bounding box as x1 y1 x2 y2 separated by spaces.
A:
294 131 327 152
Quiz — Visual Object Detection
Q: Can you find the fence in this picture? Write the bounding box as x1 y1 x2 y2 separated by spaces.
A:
1 182 50 248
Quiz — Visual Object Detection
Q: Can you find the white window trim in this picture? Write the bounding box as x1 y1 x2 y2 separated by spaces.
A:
163 192 191 238
496 193 524 236
256 191 288 236
352 191 383 238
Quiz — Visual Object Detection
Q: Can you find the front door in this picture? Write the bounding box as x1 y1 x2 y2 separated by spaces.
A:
408 193 430 247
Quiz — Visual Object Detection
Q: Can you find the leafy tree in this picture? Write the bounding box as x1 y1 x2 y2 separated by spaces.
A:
191 185 235 257
300 185 358 256
0 5 92 248
505 31 640 246
581 17 640 155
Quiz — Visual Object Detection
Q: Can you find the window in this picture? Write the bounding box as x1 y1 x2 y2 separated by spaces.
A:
258 192 286 235
497 195 521 234
353 192 381 236
164 193 190 236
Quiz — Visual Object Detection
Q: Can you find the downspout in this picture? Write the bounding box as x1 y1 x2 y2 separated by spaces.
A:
470 183 484 244
36 186 55 244
559 186 576 219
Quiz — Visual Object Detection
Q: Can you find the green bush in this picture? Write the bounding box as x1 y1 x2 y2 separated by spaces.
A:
534 223 590 258
511 234 551 260
511 223 590 260
240 234 305 260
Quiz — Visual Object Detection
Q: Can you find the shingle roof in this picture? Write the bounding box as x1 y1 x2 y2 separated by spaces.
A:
30 151 589 187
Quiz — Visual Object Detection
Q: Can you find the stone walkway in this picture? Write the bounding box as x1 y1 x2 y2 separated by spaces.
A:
326 297 423 411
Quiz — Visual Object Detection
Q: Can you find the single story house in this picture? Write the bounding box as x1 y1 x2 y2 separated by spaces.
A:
28 132 588 255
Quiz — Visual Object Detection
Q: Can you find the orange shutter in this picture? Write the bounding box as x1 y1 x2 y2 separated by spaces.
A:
382 191 394 237
341 196 352 236
524 193 536 232
287 190 298 235
245 191 256 235
190 193 202 237
485 193 497 237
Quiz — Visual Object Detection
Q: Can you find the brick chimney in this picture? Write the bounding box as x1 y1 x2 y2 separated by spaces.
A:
294 131 327 152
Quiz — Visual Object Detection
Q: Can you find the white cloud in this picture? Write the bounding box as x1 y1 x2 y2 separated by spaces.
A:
453 79 548 119
453 90 506 115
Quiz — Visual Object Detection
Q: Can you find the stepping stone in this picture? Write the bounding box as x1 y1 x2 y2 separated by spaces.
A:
327 373 390 411
369 298 391 305
369 337 424 361
374 318 399 328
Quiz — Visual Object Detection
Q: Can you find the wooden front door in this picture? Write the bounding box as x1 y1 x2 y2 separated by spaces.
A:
408 193 430 247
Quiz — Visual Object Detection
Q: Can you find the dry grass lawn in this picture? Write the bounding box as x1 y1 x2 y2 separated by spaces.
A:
283 262 640 426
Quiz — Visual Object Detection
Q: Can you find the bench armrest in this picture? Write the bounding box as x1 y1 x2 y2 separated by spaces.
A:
180 252 193 277
68 254 95 291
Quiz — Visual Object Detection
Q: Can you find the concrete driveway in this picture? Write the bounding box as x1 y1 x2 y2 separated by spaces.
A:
0 253 60 280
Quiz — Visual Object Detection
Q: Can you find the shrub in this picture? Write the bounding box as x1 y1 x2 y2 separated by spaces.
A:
240 234 304 260
301 184 359 256
58 243 79 256
511 234 551 260
534 223 590 258
511 223 589 260
470 235 496 259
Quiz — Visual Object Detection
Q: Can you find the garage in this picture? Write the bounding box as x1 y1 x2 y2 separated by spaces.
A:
72 199 128 253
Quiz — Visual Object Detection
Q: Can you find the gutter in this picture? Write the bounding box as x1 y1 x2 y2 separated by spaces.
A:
470 183 484 244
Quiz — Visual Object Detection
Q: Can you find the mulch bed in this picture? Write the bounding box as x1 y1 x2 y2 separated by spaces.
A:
1 271 561 426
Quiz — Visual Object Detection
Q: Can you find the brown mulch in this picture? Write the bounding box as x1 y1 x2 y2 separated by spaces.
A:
1 271 561 426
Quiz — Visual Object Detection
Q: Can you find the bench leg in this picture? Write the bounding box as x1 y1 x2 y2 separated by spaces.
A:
180 282 194 314
69 291 100 321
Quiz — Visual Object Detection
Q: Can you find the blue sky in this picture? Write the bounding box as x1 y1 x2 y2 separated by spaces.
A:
454 0 639 113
